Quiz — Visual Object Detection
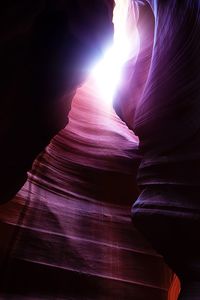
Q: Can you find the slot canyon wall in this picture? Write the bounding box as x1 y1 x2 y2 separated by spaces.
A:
114 1 200 299
2 0 199 299
0 81 178 299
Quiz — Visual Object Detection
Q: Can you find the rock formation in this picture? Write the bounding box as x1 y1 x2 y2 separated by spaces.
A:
0 0 114 203
114 1 200 298
0 81 174 299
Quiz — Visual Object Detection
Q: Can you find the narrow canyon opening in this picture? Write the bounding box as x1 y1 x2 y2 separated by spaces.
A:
0 1 181 299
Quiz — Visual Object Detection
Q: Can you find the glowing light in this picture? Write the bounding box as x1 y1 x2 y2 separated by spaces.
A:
90 0 140 106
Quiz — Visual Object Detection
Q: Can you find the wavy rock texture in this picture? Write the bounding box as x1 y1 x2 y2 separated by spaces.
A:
1 0 190 298
113 1 199 299
0 81 175 299
0 0 114 203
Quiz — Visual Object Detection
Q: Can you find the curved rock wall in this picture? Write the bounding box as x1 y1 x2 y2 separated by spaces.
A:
0 81 174 299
